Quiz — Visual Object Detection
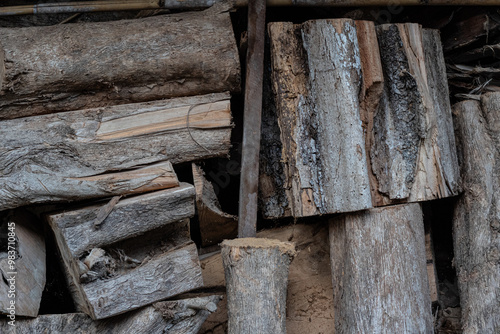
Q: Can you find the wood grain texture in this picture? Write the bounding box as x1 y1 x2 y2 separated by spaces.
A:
452 94 500 333
221 238 296 334
0 211 45 317
0 9 240 119
192 164 237 247
47 183 195 257
0 93 232 210
263 19 372 218
49 200 202 319
329 203 433 333
200 223 334 334
0 296 221 334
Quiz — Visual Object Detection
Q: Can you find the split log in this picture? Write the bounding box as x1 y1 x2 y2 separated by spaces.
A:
200 223 334 334
221 238 296 334
0 9 240 119
0 210 45 318
452 93 500 333
192 164 237 247
46 184 203 319
329 203 433 333
0 296 222 334
262 20 459 218
0 93 232 210
371 24 460 205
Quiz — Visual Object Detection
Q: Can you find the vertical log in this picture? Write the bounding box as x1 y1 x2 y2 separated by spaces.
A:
221 238 296 334
452 93 500 333
329 203 433 333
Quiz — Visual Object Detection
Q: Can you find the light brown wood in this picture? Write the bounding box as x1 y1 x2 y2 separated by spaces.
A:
0 296 222 334
329 203 433 333
425 224 439 304
0 9 240 119
452 93 500 333
0 211 45 318
0 93 232 211
47 186 202 320
192 164 237 247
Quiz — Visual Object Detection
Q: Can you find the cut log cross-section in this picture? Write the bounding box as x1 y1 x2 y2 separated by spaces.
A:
452 93 500 333
329 203 433 333
0 93 232 211
0 8 240 119
46 184 203 320
260 20 460 219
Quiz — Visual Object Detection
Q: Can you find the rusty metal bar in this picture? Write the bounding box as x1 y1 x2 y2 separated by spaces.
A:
238 0 266 238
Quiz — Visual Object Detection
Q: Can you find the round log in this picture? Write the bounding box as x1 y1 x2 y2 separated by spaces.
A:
221 238 296 334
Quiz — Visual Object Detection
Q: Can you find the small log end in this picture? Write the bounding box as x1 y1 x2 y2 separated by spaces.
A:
221 237 296 258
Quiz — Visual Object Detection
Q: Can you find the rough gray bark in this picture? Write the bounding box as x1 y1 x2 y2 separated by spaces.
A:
192 164 237 247
0 296 221 334
0 9 240 119
452 94 500 333
47 183 195 257
264 19 372 218
371 23 460 205
221 238 296 334
0 93 232 210
0 210 45 317
329 203 433 333
47 195 202 319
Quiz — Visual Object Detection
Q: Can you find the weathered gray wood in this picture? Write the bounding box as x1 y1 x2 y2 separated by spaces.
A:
0 210 45 318
47 193 203 319
221 238 296 334
371 23 460 205
452 94 500 333
329 203 433 333
0 295 221 334
0 9 240 119
0 93 232 210
192 164 237 247
263 19 373 218
47 183 195 257
200 223 334 334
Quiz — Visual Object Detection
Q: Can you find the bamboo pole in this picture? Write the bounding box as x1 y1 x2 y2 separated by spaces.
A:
0 0 495 16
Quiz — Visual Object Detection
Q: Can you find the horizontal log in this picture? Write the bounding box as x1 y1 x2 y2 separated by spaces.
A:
0 296 222 334
47 182 195 257
0 93 232 210
0 10 240 119
48 204 203 319
0 211 45 318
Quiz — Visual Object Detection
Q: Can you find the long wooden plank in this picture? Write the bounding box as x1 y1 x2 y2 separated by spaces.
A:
0 10 240 119
0 93 231 210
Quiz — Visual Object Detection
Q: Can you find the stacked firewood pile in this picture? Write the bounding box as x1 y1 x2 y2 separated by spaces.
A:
0 3 499 334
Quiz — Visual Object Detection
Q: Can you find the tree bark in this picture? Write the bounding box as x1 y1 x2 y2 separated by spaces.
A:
0 210 45 318
0 296 222 334
47 187 202 320
192 164 237 247
452 93 500 333
221 238 296 334
329 203 433 333
0 93 232 210
0 9 240 119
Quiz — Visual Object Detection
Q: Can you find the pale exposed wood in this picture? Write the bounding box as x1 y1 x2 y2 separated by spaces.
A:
452 94 500 333
47 183 195 257
47 192 202 319
329 203 433 333
263 19 373 218
200 223 334 334
0 93 232 211
425 224 439 304
0 296 221 334
0 10 240 119
371 23 460 205
192 164 237 247
0 211 45 318
221 238 296 334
